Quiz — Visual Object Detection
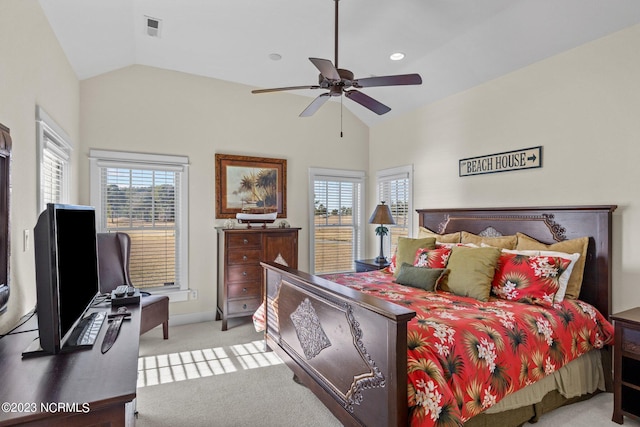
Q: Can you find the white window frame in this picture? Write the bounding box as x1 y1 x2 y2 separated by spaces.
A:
309 167 365 274
36 106 71 213
89 149 190 302
376 165 414 256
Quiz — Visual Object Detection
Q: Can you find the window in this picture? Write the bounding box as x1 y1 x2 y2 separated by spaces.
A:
37 106 71 212
309 168 365 274
376 165 413 256
89 150 189 297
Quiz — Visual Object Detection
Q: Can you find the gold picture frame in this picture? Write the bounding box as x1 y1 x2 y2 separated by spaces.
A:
215 153 287 219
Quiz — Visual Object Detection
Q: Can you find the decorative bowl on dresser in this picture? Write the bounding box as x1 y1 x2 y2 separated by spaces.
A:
216 227 300 330
611 307 640 424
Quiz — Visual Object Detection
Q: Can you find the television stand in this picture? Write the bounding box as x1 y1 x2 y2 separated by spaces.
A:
0 305 140 427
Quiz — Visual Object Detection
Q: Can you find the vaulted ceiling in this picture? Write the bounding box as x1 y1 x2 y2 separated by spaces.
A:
39 0 640 126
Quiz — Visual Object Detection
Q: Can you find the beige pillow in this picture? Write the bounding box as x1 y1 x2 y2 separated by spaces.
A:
437 246 501 301
461 231 517 250
418 226 461 244
394 237 437 277
515 233 589 300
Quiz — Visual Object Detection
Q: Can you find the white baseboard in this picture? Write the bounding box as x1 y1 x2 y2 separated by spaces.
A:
168 310 217 326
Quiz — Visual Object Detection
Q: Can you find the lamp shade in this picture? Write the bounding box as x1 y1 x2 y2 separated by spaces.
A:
369 202 395 225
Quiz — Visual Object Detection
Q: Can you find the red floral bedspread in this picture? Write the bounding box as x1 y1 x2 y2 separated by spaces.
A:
320 270 614 427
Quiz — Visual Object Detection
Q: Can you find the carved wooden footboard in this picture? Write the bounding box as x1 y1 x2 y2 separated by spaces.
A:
261 263 416 427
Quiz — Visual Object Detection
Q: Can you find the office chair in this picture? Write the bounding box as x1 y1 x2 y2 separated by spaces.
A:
97 232 169 339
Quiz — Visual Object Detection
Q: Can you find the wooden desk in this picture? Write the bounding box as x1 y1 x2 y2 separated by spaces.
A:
0 302 140 427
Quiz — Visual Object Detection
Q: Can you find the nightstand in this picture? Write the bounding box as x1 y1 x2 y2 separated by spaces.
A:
611 307 640 424
354 258 390 273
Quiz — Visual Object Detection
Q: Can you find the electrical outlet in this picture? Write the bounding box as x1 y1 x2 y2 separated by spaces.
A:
190 289 198 300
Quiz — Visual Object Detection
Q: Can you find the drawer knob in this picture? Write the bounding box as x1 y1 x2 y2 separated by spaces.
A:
242 287 247 293
242 271 247 276
242 304 247 309
243 239 248 244
243 255 248 261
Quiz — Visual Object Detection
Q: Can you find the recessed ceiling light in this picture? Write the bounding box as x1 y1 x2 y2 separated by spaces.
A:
390 52 405 61
268 53 282 61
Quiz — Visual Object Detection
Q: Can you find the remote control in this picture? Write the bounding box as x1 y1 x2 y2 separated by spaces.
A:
114 285 129 298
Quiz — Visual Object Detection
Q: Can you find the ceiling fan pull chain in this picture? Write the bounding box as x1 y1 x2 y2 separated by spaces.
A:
340 95 344 138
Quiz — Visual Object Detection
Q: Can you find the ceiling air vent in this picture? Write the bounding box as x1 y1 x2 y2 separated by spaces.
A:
145 16 162 38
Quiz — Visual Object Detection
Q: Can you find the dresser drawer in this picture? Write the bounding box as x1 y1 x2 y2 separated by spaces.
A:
228 282 261 299
227 233 262 248
227 265 261 283
227 297 261 315
227 249 262 265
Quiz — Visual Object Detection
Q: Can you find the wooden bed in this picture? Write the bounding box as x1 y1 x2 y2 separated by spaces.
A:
260 205 616 426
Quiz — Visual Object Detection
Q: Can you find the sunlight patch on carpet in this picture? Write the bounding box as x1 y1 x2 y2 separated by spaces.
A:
137 340 283 388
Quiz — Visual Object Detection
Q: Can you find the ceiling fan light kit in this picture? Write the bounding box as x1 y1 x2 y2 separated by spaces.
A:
251 0 422 118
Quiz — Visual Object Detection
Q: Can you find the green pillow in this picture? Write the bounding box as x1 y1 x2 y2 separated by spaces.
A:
393 237 437 277
440 246 501 301
394 263 447 291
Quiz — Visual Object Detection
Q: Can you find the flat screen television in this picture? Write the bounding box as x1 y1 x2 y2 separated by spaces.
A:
27 203 101 356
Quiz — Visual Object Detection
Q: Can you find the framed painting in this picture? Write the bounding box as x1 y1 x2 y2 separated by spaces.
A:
215 153 287 219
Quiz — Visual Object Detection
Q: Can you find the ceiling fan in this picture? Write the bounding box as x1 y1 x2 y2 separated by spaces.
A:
251 0 422 117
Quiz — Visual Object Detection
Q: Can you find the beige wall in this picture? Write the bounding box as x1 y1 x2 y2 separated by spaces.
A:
369 24 640 314
79 65 369 320
0 0 80 331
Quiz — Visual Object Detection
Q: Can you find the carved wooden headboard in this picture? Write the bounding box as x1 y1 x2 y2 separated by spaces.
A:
417 205 616 320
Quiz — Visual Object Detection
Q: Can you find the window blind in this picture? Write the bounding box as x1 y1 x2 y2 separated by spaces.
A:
99 167 181 289
37 106 71 210
310 170 364 274
41 136 68 206
377 166 412 254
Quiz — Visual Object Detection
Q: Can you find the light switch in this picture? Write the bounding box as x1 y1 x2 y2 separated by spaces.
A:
23 229 29 252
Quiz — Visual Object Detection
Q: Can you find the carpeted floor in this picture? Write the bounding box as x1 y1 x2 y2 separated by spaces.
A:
136 318 341 427
136 319 640 427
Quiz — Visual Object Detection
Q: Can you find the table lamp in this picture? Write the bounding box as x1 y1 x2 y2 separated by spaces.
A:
369 201 396 263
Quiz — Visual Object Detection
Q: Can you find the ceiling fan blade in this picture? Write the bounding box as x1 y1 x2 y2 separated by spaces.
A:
309 58 340 81
344 90 391 115
252 85 321 94
300 93 331 117
353 73 422 88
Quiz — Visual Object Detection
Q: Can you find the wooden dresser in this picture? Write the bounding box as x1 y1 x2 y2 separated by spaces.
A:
216 227 300 330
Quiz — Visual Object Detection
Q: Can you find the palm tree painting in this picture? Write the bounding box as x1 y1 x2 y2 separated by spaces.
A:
215 153 287 218
229 166 278 210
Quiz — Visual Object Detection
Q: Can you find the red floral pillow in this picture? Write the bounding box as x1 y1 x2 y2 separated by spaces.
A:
384 252 398 274
414 247 451 269
491 253 571 306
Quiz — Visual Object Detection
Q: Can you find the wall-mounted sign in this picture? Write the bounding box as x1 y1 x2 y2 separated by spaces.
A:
459 146 542 177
